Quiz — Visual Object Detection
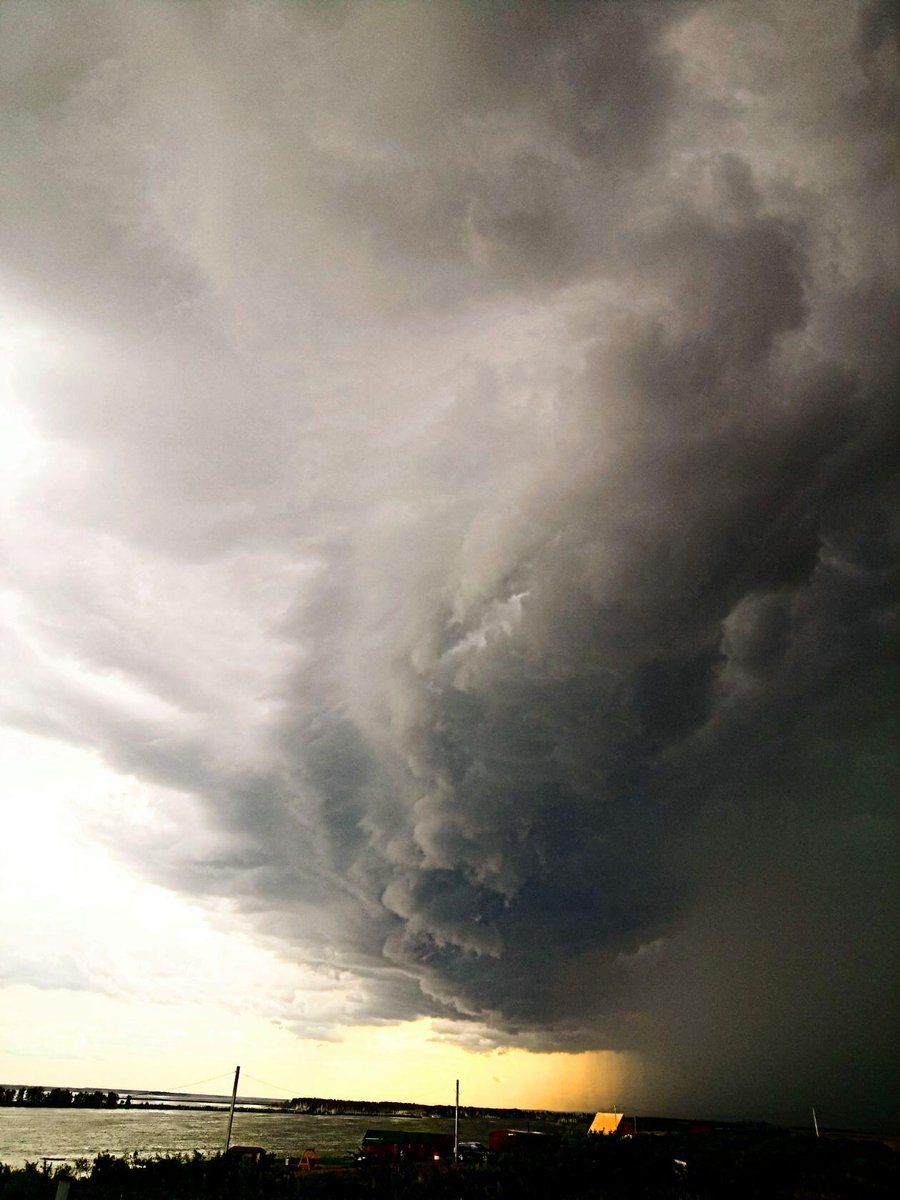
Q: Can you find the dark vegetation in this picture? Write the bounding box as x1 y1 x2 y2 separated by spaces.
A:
0 1091 120 1110
1 1130 897 1199
287 1096 586 1122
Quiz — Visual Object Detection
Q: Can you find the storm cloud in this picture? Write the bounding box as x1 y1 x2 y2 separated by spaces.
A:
1 1 896 1125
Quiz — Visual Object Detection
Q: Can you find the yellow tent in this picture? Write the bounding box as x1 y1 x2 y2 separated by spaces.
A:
588 1112 623 1135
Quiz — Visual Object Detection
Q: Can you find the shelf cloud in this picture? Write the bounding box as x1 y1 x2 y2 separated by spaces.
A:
1 0 896 1125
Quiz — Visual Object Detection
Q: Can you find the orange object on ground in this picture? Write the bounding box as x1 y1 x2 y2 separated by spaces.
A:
298 1148 319 1171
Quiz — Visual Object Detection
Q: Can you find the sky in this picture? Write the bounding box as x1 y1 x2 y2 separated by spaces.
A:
0 0 897 1129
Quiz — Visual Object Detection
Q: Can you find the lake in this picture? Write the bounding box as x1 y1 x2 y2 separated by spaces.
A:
0 1108 565 1169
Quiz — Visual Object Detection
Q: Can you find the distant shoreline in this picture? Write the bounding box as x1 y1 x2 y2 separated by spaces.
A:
0 1083 591 1124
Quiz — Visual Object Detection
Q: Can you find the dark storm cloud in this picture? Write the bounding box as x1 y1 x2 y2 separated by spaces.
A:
0 0 896 1123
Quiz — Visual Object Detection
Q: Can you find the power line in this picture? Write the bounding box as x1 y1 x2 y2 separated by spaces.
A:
239 1071 296 1097
162 1071 238 1095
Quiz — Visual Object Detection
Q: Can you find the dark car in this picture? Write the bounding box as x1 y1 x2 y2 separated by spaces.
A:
457 1140 489 1163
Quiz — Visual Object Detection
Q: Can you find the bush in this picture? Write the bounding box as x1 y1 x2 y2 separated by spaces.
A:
0 1133 897 1199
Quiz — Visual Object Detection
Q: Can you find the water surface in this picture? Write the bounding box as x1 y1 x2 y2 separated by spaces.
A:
0 1108 563 1169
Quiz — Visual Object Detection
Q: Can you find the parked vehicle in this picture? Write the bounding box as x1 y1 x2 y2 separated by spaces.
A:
457 1140 489 1163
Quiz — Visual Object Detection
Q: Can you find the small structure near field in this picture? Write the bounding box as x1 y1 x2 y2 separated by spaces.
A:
358 1129 454 1163
588 1113 635 1136
224 1145 266 1161
488 1129 551 1153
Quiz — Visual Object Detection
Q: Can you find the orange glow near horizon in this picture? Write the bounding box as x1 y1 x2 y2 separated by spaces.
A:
0 987 634 1113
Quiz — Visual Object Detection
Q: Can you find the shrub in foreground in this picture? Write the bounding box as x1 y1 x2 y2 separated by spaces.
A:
0 1131 896 1199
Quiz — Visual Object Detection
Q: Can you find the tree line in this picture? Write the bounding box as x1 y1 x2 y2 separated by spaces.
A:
286 1094 587 1122
0 1087 122 1108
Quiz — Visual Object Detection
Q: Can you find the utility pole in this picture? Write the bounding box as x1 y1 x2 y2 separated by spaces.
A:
454 1079 459 1161
223 1066 240 1154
